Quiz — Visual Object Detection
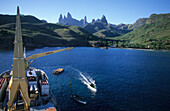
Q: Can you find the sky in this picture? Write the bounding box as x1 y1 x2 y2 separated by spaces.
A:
0 0 170 25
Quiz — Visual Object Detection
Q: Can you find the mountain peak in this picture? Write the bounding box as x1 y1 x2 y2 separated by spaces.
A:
133 18 148 28
58 13 89 27
100 15 108 25
59 14 62 17
67 12 72 19
84 16 87 20
92 19 95 23
64 15 66 20
83 16 87 25
59 14 63 23
102 15 106 18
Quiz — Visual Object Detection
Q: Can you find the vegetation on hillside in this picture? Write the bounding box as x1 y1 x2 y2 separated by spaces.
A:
111 13 170 50
0 13 169 50
0 15 100 50
83 22 131 38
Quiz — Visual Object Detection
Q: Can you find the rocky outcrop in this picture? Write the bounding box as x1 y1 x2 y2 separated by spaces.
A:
59 14 63 23
115 23 133 30
83 16 87 26
58 12 88 27
133 18 148 28
146 13 170 24
58 13 110 27
67 12 72 19
100 15 108 25
0 14 99 50
92 19 95 23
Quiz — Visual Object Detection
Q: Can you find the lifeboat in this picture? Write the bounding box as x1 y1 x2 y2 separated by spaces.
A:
71 94 87 104
53 68 64 75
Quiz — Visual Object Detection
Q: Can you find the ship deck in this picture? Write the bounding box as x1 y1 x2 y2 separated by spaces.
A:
0 68 57 111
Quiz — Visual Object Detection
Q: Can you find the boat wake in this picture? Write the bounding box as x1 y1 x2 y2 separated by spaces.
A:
69 67 97 92
79 72 93 85
79 72 97 92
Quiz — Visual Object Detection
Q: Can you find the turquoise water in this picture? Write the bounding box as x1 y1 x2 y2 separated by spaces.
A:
0 47 170 111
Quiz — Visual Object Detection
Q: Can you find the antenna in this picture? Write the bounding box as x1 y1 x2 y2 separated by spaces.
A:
24 47 26 58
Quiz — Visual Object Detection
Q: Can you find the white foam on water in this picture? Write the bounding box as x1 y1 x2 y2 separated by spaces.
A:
69 66 96 92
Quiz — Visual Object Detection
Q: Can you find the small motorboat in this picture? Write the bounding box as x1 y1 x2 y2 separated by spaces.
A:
88 83 97 92
101 47 108 49
71 94 87 104
53 68 64 75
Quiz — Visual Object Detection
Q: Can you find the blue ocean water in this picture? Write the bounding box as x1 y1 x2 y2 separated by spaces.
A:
0 47 170 111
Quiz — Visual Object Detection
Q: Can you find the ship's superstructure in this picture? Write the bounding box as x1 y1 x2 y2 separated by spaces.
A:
0 6 73 111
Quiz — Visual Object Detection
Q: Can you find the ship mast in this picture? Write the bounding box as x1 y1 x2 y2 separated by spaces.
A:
7 6 31 110
7 6 73 110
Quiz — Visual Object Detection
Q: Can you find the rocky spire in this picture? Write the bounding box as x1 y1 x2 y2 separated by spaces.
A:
67 12 72 19
57 12 90 27
64 15 66 20
92 19 95 23
100 15 108 25
59 14 63 23
83 16 87 25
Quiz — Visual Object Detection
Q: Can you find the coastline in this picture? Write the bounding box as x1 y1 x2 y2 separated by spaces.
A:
114 47 170 51
0 46 169 51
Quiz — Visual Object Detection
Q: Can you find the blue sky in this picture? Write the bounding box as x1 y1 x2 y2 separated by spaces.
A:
0 0 170 24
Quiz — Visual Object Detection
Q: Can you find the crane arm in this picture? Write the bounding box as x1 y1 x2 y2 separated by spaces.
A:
25 47 73 61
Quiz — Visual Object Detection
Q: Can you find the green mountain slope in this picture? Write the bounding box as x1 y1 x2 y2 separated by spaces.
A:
133 18 148 29
83 22 131 37
114 13 170 49
93 29 121 37
0 15 98 50
0 14 43 25
115 23 134 30
83 16 149 38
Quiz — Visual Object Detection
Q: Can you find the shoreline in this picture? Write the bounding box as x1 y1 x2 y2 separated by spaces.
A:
0 46 169 51
114 47 170 51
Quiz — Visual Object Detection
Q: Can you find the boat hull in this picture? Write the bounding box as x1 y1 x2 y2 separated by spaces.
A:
71 94 87 104
53 68 64 75
88 84 97 92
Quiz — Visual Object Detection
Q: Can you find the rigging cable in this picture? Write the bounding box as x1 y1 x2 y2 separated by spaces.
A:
68 47 73 94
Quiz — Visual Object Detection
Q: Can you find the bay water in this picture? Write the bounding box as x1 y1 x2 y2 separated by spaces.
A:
0 47 170 111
